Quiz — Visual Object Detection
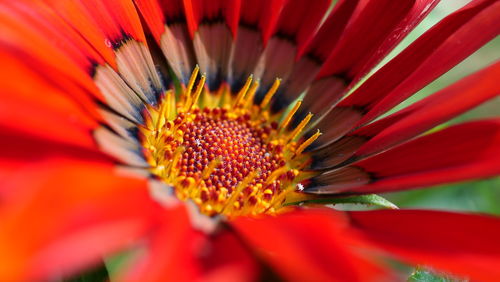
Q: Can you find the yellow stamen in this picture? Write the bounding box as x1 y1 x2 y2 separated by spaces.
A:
222 169 260 214
166 146 184 179
295 130 321 156
280 100 302 131
233 75 253 107
155 90 173 131
202 157 222 179
260 78 281 109
265 166 288 185
243 79 260 107
188 74 206 110
186 65 199 97
287 112 313 142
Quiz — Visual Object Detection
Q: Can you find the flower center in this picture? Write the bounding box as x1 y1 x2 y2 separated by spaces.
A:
179 110 284 193
141 68 321 217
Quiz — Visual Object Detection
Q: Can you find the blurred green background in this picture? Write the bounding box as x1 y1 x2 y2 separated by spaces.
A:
376 0 500 216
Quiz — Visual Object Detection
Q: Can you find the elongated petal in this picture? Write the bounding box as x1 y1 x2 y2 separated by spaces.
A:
313 0 499 145
135 0 196 83
299 0 438 119
310 61 500 169
274 0 331 58
355 0 500 125
202 229 260 282
0 159 159 281
1 0 163 128
184 0 240 38
40 0 117 67
275 0 359 112
183 0 241 90
253 0 331 104
306 119 500 194
0 52 98 148
0 2 102 94
231 208 390 281
0 128 111 185
123 207 258 281
43 0 166 110
229 0 286 91
75 0 147 44
301 0 359 63
355 61 500 157
318 0 439 81
349 210 500 281
121 205 202 281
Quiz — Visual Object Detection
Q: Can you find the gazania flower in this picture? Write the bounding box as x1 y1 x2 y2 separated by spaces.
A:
0 0 499 280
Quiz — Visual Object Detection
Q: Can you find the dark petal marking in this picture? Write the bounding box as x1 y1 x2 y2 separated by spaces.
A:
316 119 500 195
252 0 331 103
309 135 368 170
274 0 359 111
308 62 500 170
304 166 372 194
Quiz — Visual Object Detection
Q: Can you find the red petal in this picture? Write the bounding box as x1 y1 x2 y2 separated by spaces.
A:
356 61 500 157
157 0 186 23
317 0 439 81
229 0 287 91
0 159 159 281
253 0 332 105
342 0 500 126
312 0 498 146
1 2 103 72
0 3 103 99
277 0 358 112
240 0 286 45
202 229 260 281
310 119 500 194
274 0 331 58
133 0 167 41
76 0 146 44
310 61 500 169
184 0 242 90
184 0 241 38
349 209 500 281
0 52 99 148
231 208 390 281
121 205 203 281
135 0 197 83
42 0 117 68
0 128 111 183
123 207 259 281
302 0 359 62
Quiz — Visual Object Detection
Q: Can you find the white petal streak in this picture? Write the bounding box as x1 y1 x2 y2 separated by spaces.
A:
254 37 296 89
99 108 137 142
160 23 196 84
193 23 233 89
94 64 144 123
94 127 148 167
228 27 263 88
115 40 163 105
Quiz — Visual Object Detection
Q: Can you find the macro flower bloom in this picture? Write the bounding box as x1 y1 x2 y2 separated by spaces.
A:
0 0 499 280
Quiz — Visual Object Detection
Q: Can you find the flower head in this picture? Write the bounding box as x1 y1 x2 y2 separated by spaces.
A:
0 0 499 281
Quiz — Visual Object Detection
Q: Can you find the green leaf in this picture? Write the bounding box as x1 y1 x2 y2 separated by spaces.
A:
104 247 145 282
64 263 109 282
286 194 398 209
408 267 467 282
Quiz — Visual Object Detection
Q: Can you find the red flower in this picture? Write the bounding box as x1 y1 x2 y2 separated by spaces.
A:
0 0 499 281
